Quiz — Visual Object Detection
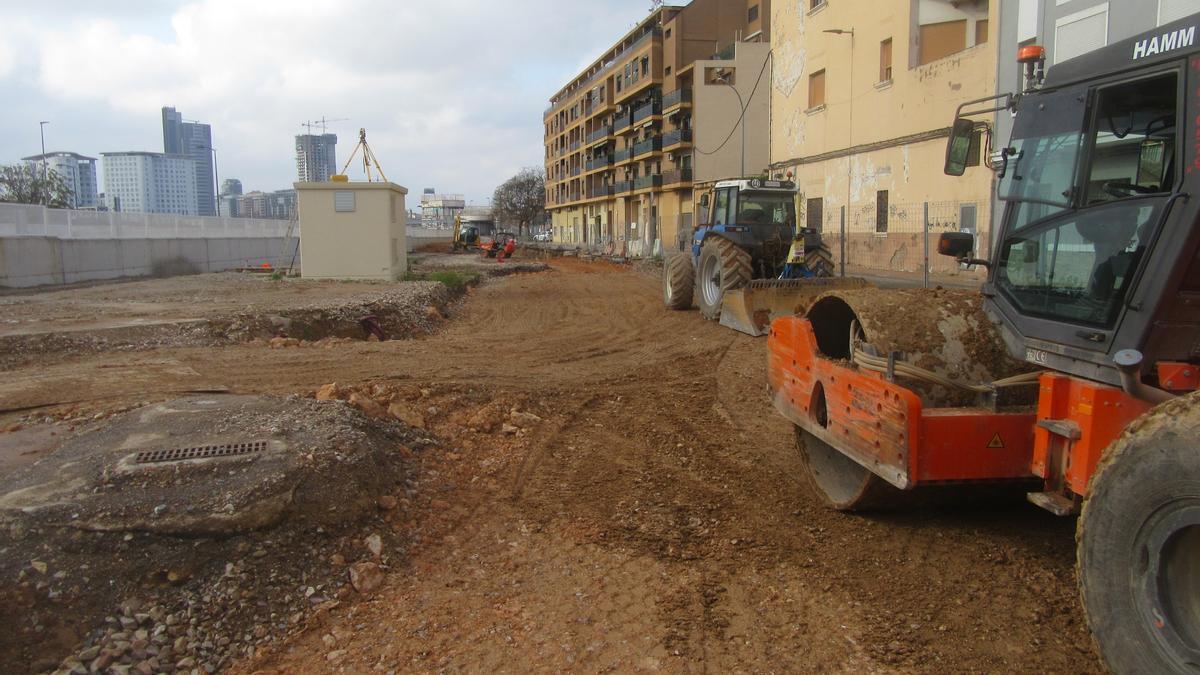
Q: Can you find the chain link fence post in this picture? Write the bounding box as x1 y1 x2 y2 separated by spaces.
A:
923 201 930 289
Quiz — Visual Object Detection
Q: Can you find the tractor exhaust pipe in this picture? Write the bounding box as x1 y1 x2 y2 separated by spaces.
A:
1113 349 1174 404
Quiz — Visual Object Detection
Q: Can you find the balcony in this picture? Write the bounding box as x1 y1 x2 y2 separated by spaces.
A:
663 168 693 186
586 155 613 171
633 100 662 123
569 140 581 152
570 167 582 177
587 184 614 199
614 147 632 164
634 174 663 190
613 112 633 133
612 181 633 194
663 129 692 147
631 136 662 158
713 43 735 60
662 88 692 111
587 125 613 144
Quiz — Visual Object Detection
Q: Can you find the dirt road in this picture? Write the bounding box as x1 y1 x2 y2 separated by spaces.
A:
2 259 1096 672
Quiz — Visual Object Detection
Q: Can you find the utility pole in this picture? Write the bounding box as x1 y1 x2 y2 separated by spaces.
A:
38 121 49 204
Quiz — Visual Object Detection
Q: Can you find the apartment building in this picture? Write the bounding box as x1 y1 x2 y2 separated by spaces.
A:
769 0 997 273
100 151 198 215
21 151 99 209
543 0 770 254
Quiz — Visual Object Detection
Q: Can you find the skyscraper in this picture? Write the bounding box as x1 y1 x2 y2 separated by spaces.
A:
162 106 216 216
295 133 338 182
100 151 197 215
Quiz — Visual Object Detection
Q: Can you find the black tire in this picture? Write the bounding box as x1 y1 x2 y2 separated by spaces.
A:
804 244 835 278
796 427 899 512
663 253 693 310
695 237 751 321
1078 393 1200 674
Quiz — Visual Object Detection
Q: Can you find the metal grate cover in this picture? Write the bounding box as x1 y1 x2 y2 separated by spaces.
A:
134 440 267 465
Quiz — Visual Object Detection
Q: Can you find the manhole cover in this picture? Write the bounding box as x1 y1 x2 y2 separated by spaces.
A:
133 440 268 465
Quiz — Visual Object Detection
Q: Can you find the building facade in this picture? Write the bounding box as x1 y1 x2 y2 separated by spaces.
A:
100 152 198 215
162 106 216 216
233 189 296 220
420 189 465 229
768 0 998 275
544 0 770 254
296 134 339 183
21 151 99 209
219 178 243 217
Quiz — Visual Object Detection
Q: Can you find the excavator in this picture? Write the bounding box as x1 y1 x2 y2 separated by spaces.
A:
767 16 1200 673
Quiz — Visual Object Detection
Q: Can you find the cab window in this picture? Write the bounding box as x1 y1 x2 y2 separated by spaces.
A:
1082 72 1177 205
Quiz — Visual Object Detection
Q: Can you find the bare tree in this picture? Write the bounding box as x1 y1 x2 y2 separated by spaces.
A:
491 168 545 239
0 164 74 208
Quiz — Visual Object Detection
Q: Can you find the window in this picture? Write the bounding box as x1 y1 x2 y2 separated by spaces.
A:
665 66 672 76
975 19 989 45
1054 4 1108 64
665 27 672 39
641 56 649 77
810 0 826 9
808 69 826 109
995 72 1179 329
875 190 889 233
879 39 893 83
806 197 824 231
919 19 967 64
748 4 759 22
714 188 731 225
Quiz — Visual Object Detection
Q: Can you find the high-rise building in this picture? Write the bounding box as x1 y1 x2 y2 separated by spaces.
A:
219 178 243 217
295 134 338 182
100 151 198 215
21 151 100 209
543 0 770 253
162 106 216 216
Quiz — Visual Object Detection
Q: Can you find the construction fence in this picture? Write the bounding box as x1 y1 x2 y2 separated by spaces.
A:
813 199 991 285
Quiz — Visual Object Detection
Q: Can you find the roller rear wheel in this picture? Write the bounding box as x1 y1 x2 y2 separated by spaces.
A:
1079 394 1200 673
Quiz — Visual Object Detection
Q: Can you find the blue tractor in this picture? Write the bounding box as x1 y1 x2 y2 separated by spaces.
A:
663 177 854 335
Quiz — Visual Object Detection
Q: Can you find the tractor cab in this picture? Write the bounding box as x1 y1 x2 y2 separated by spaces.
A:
696 178 797 276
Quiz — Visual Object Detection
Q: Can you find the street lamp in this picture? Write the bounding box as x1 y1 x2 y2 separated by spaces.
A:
824 28 854 278
716 72 745 177
38 121 49 204
212 147 220 217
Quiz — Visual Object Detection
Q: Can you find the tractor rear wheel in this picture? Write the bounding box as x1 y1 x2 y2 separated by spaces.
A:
796 427 897 511
1078 393 1200 674
696 238 751 321
663 253 694 310
804 244 836 278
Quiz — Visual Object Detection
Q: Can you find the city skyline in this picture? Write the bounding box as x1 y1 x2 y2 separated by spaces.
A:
0 0 655 203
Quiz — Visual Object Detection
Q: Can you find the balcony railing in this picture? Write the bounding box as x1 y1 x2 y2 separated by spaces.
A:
663 129 692 147
570 167 582 177
587 125 613 144
569 140 581 152
613 113 633 132
614 147 632 163
633 100 662 123
612 181 632 193
632 136 662 157
587 184 614 199
662 88 693 109
586 155 613 171
713 43 735 60
663 168 693 185
633 174 663 190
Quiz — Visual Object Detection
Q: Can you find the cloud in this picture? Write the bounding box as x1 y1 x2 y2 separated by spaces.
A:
0 0 652 201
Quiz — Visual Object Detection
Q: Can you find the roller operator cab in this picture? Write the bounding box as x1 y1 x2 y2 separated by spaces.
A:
768 14 1200 673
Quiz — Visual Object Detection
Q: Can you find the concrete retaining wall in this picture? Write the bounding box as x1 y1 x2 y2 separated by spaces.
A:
0 236 299 288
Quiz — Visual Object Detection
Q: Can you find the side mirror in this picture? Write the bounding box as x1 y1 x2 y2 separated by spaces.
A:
937 232 975 258
944 118 975 176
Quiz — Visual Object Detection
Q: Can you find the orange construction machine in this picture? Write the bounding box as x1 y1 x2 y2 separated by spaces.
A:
768 17 1200 673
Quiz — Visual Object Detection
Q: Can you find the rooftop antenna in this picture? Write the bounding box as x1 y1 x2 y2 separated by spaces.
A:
338 128 389 182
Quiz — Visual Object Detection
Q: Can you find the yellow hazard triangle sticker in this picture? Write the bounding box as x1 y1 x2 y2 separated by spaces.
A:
987 433 1005 449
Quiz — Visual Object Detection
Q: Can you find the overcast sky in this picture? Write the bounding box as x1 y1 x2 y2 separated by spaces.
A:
0 0 656 204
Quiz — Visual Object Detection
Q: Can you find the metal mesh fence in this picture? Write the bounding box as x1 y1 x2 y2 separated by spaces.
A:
815 200 991 284
0 203 290 239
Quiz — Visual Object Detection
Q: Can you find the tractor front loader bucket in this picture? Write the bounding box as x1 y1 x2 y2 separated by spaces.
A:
719 277 871 337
